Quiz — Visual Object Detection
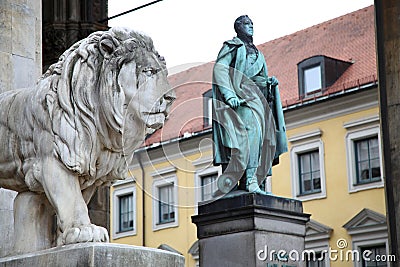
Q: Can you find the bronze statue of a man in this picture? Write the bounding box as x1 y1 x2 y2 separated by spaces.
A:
212 15 287 195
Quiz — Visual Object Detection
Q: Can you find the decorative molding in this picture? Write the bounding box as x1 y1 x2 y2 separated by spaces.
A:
131 133 212 169
158 244 182 255
288 129 322 143
192 155 214 167
150 166 177 178
285 86 378 130
188 240 199 258
306 219 333 239
305 219 332 266
343 208 387 233
112 177 135 187
343 114 380 129
343 209 388 267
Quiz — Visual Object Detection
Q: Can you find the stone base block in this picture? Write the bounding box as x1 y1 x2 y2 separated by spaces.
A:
0 243 185 267
192 192 310 267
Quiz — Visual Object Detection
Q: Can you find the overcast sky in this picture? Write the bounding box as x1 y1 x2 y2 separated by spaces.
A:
108 0 374 73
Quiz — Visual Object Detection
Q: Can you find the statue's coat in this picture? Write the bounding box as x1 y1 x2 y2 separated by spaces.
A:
212 37 287 179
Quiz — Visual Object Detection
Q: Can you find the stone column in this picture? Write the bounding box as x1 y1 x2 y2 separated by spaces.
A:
192 193 310 267
0 0 42 258
0 0 42 92
375 0 400 263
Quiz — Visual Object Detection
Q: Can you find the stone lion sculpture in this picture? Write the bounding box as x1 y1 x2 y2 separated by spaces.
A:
0 27 174 254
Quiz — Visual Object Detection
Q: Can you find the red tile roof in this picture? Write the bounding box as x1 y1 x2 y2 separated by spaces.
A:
144 5 377 147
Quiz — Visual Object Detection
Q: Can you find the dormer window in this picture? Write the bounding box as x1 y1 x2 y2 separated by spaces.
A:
298 55 352 97
203 89 213 127
304 65 322 93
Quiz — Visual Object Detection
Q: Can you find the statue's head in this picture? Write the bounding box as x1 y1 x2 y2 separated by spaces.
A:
234 15 253 38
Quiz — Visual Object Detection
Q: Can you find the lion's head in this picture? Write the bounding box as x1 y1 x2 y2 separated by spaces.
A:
41 27 174 181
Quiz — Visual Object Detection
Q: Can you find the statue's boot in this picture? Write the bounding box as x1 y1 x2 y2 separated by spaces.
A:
245 168 269 195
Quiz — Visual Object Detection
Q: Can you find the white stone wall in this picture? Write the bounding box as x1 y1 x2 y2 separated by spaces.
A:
0 188 17 257
0 0 42 92
0 0 41 257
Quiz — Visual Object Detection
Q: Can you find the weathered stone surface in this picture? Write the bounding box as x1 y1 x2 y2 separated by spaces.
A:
12 192 55 255
0 52 12 93
198 191 303 214
0 28 174 255
0 188 17 258
11 2 35 59
33 0 42 78
0 1 40 93
0 0 42 257
0 188 16 210
192 193 310 267
0 243 185 267
11 54 36 89
0 1 12 54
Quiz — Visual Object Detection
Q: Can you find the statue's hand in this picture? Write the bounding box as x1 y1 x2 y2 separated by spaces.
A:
268 76 279 86
227 96 240 109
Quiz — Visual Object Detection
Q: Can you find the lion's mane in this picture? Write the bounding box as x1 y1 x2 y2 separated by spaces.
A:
33 28 165 186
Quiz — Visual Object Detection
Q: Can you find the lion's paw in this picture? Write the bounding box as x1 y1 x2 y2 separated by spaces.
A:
60 224 109 245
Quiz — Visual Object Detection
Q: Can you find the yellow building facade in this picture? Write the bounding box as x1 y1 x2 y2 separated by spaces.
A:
110 5 389 267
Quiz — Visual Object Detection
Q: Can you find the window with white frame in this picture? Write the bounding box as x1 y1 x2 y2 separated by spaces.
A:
193 158 222 214
289 129 326 201
200 173 218 201
343 208 389 267
305 219 332 267
112 179 136 239
344 118 383 193
119 193 134 232
298 150 321 195
152 172 178 231
354 136 381 185
304 65 322 93
203 89 213 127
360 244 387 267
158 184 175 224
194 164 222 209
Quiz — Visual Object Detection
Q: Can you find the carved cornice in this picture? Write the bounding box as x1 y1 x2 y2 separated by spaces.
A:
42 0 109 71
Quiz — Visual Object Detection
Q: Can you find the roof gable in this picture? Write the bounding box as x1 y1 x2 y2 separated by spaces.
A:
343 208 386 230
306 219 333 236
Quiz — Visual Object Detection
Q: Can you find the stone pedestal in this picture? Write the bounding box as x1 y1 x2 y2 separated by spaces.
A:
192 192 310 267
0 243 185 267
13 192 55 255
0 188 17 257
0 0 42 257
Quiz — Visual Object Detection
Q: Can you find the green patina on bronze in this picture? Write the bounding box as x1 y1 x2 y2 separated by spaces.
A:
212 15 287 195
